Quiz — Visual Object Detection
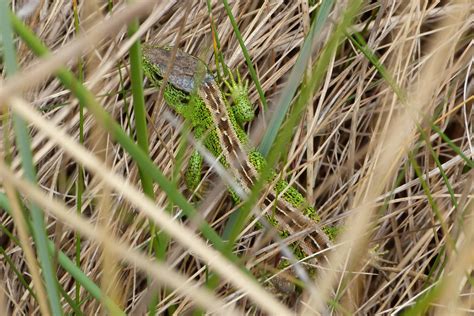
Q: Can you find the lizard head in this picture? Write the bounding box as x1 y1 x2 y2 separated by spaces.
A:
142 45 214 94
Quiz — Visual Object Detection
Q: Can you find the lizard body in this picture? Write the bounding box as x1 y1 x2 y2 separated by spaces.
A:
142 45 334 266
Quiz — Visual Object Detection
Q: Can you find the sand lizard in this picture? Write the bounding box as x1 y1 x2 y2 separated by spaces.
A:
142 45 334 272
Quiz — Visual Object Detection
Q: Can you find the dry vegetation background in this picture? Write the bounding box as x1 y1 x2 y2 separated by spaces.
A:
0 0 473 315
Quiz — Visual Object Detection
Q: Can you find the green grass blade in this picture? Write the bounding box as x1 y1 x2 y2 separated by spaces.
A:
402 283 442 316
0 246 39 302
431 124 474 170
347 31 405 101
1 7 63 316
127 18 154 198
72 0 85 307
127 12 168 260
420 127 460 212
408 152 451 245
221 0 268 110
258 0 334 155
49 243 125 315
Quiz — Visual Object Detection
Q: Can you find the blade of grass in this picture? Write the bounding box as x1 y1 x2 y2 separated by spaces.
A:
127 17 153 201
0 246 39 302
206 0 228 83
347 30 405 100
258 0 335 155
408 152 452 248
127 9 168 262
402 283 442 316
432 124 474 170
221 0 267 111
72 0 85 308
0 5 62 315
420 127 460 214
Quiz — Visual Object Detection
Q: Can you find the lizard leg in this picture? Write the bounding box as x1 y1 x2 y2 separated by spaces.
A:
185 149 203 192
224 70 255 125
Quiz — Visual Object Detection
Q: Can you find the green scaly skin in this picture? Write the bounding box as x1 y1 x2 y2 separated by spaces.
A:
142 48 338 254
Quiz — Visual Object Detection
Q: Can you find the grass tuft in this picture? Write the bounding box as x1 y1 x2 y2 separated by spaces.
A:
0 1 472 314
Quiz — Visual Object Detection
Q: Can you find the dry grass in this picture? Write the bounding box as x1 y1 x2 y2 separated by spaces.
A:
1 0 473 315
